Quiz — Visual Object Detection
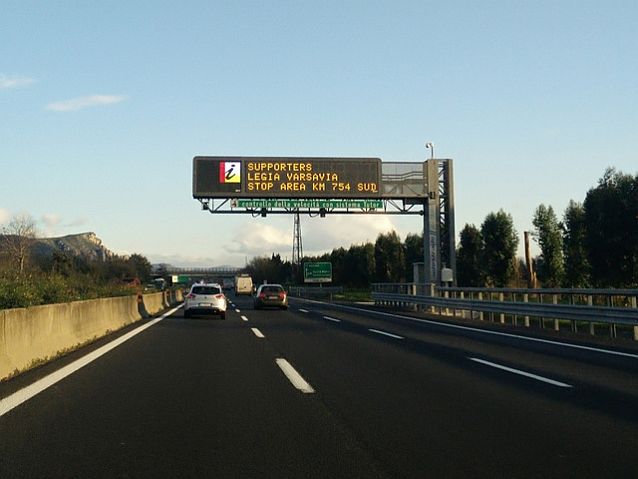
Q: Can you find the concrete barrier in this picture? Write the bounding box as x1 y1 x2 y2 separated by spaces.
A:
0 292 180 381
142 292 166 316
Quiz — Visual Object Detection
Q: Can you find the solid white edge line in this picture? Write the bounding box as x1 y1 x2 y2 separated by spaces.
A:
369 328 404 340
299 309 309 313
469 357 573 388
0 305 182 418
241 315 249 322
251 328 265 338
275 358 315 394
323 316 341 323
297 299 638 359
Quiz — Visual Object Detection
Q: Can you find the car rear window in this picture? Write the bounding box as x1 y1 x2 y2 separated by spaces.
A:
262 286 283 294
192 286 221 295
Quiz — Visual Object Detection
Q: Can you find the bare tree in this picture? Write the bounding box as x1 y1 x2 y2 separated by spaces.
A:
1 214 38 273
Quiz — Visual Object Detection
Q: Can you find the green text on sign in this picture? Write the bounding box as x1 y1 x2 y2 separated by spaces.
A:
303 262 333 283
235 199 382 209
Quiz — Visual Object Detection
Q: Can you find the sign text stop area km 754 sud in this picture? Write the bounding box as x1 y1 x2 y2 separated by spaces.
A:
304 262 332 284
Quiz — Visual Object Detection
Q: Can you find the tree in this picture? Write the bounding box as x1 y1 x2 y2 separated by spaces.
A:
374 231 405 283
245 254 291 285
584 168 638 287
345 243 375 288
128 254 152 284
330 247 348 285
532 204 565 287
456 224 484 286
403 233 423 282
562 200 590 287
481 210 519 287
0 214 38 273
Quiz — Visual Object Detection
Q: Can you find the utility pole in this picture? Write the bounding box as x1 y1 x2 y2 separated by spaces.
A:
292 212 303 283
524 231 537 288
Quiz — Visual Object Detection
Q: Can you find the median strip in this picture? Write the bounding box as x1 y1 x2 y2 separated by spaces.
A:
275 358 315 394
368 328 404 340
469 357 573 388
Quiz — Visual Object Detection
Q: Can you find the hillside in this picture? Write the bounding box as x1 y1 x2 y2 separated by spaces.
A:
31 232 115 261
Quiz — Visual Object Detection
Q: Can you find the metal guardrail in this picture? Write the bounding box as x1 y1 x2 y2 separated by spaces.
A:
371 283 638 341
372 293 638 326
289 286 344 299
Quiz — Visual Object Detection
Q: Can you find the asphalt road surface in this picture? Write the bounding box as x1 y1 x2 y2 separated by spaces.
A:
1 294 637 478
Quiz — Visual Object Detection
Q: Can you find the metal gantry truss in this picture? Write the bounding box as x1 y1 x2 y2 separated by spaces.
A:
292 212 303 266
438 160 456 276
198 198 427 216
196 159 455 285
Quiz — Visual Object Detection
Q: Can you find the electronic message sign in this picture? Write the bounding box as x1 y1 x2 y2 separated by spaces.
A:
193 156 381 199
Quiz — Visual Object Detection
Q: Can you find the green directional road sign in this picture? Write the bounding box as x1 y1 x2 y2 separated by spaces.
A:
234 199 383 209
303 262 332 283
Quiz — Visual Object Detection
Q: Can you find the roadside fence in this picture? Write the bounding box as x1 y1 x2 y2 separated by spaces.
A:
371 283 638 341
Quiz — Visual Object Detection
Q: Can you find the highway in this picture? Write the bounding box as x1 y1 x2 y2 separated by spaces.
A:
1 294 637 478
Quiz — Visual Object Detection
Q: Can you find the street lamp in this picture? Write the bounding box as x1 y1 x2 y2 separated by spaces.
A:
425 142 434 159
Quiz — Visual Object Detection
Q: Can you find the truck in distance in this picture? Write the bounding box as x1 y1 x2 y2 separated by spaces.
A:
234 274 254 295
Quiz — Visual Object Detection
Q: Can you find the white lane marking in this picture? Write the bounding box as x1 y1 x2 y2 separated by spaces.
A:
369 328 404 340
323 316 341 323
299 309 309 313
275 358 315 394
297 299 638 359
0 305 182 418
469 357 573 388
241 315 249 322
235 309 241 313
251 328 265 338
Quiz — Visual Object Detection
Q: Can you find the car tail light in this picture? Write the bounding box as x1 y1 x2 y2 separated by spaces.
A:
279 292 286 300
215 294 224 299
187 293 196 299
259 293 266 299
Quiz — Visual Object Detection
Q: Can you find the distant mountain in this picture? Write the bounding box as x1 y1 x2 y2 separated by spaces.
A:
31 232 115 262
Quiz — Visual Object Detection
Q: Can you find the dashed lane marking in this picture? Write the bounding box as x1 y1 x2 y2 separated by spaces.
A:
276 358 315 394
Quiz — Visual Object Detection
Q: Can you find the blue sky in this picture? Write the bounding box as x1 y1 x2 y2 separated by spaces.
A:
2 1 637 266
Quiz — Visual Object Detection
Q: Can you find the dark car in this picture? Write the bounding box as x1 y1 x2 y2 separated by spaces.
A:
254 284 288 310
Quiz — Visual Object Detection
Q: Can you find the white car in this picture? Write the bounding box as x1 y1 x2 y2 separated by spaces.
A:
184 283 227 319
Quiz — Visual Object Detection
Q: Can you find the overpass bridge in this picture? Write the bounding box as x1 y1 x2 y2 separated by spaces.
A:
151 264 244 287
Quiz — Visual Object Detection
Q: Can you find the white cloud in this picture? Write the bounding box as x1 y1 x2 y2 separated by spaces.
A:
147 253 223 268
0 75 35 89
46 94 125 112
64 217 89 228
225 223 290 256
40 213 61 236
38 214 90 237
0 208 10 225
302 215 397 255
